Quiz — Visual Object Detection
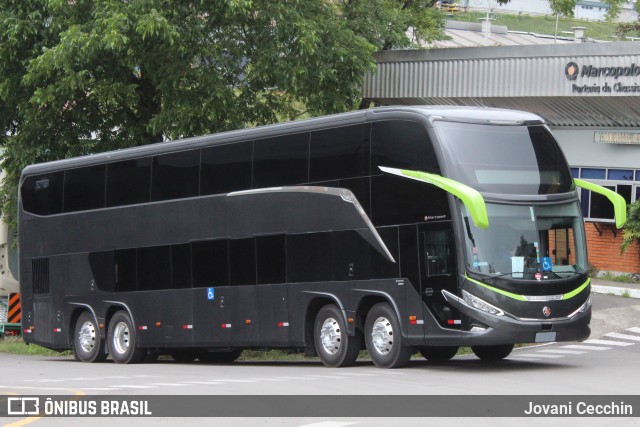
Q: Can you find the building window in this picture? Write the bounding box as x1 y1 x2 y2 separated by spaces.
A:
574 166 639 223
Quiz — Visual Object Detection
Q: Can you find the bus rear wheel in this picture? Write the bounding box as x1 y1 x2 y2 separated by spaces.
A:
364 303 412 369
73 311 107 363
471 344 514 361
418 346 459 362
314 304 361 367
108 311 146 364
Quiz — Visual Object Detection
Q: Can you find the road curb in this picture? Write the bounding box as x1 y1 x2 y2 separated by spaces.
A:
592 285 640 299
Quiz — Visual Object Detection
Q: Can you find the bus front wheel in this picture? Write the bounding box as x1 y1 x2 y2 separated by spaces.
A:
418 346 459 362
73 311 107 363
471 344 514 361
314 304 361 367
108 311 146 364
364 303 412 369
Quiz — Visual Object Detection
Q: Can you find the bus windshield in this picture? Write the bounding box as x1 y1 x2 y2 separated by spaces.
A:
461 201 587 280
436 122 573 195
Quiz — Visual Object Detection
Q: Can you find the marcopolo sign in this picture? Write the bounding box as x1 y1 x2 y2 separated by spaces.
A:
565 61 640 93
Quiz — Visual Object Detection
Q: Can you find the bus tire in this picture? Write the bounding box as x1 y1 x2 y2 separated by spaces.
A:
418 346 459 362
73 311 107 363
471 344 514 361
314 304 361 367
364 303 412 369
108 311 146 364
198 349 243 364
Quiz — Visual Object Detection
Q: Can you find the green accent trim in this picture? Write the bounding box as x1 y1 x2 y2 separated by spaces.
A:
465 274 591 301
379 166 489 229
465 274 527 301
563 278 590 299
575 178 627 229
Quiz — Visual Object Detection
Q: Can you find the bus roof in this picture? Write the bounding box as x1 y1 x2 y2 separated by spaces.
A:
21 106 545 177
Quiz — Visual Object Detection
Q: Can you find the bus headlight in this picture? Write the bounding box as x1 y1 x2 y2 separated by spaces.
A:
462 290 504 316
568 296 591 318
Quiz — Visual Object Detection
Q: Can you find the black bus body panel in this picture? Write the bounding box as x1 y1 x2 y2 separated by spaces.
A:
18 106 590 354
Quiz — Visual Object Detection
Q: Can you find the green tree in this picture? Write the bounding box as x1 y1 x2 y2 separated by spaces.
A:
342 0 446 50
616 1 640 37
0 0 447 227
621 201 640 255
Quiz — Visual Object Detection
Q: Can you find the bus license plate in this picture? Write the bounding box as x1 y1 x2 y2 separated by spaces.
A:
535 332 557 343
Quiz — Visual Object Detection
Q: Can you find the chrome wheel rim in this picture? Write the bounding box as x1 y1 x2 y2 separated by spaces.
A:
112 322 131 355
319 317 342 355
78 321 96 353
370 316 394 355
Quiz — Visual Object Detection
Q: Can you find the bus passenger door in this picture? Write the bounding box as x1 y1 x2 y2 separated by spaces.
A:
418 223 460 330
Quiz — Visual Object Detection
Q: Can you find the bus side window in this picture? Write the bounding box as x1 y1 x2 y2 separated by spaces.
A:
253 133 309 188
286 232 332 283
201 142 253 195
229 238 256 286
192 240 229 287
256 235 286 285
137 246 171 290
151 150 200 201
106 158 151 207
309 124 370 182
21 172 64 215
371 120 440 174
63 165 106 212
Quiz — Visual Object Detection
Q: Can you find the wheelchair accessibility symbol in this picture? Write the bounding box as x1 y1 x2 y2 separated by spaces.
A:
207 288 215 300
542 257 553 272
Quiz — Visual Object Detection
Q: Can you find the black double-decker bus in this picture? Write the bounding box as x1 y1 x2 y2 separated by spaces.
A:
19 106 625 368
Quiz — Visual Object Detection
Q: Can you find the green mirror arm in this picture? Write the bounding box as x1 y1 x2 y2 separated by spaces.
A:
574 178 627 228
379 166 489 229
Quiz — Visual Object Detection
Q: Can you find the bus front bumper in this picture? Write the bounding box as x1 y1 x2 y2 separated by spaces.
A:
442 290 591 346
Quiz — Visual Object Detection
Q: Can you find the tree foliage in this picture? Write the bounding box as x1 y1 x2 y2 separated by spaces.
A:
0 0 447 227
616 1 640 37
622 201 640 255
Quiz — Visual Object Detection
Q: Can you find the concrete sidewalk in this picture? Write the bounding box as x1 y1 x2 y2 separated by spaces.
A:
591 277 640 299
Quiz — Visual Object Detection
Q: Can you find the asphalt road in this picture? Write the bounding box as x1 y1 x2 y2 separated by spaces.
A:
1 294 639 426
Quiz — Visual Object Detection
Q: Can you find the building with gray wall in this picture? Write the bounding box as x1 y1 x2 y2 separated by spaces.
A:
363 41 640 272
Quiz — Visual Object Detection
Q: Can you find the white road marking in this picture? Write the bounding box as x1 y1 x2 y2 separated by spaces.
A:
297 422 358 427
182 381 224 385
607 332 640 342
275 376 317 381
561 345 611 351
80 388 121 391
583 339 634 347
333 372 376 377
24 375 128 383
300 375 347 380
147 383 191 387
626 327 640 334
536 349 586 355
110 385 158 389
511 353 564 359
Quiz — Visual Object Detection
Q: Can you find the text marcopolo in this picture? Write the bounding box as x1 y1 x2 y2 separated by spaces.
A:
581 64 640 79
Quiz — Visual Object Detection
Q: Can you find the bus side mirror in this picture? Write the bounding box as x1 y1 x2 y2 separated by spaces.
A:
574 178 627 229
379 166 489 229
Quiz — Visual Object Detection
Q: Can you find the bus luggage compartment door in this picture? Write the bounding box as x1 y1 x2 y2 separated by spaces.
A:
193 286 232 347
